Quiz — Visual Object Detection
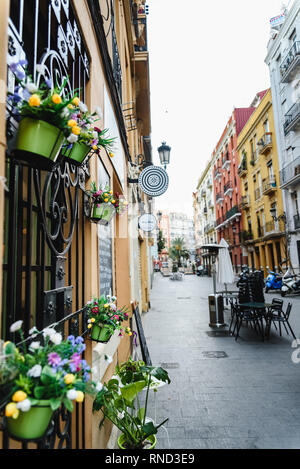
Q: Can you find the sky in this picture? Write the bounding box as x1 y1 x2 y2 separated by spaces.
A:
147 0 289 217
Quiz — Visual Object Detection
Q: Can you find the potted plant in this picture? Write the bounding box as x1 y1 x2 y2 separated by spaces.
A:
88 182 127 225
7 60 79 171
0 341 19 410
86 295 131 343
4 321 96 440
62 105 116 167
93 358 171 449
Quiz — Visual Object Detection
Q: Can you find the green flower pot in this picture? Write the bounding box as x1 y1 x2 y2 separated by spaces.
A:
14 118 65 171
63 142 91 166
90 203 115 226
6 400 53 440
117 433 157 450
91 324 113 343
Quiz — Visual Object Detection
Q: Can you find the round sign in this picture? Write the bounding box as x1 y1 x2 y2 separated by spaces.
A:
138 214 157 232
138 166 169 197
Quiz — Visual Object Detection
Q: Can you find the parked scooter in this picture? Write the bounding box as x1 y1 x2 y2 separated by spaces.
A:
265 269 283 293
281 269 300 297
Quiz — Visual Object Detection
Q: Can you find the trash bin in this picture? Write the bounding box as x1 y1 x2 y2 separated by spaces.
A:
208 294 225 328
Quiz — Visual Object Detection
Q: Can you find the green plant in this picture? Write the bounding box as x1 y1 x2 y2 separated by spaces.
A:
88 183 128 214
157 230 166 254
86 295 131 338
93 358 171 449
3 321 97 421
169 237 190 267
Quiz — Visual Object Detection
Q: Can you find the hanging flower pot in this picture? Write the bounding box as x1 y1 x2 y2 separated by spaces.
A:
117 433 157 450
6 400 53 440
90 202 116 226
91 323 114 343
62 142 92 167
13 118 65 171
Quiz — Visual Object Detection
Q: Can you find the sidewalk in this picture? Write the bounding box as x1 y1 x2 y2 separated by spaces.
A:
143 273 300 449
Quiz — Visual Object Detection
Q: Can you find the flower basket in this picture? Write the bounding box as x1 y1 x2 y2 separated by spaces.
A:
6 399 53 440
91 324 114 343
13 117 65 171
62 142 91 167
90 202 116 226
117 433 157 450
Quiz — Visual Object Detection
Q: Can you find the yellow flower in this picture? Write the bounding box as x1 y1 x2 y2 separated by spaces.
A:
112 199 116 204
128 332 133 337
68 104 74 110
52 94 62 104
5 403 19 419
72 97 80 106
104 198 109 203
109 152 114 158
28 94 41 107
109 191 113 195
12 390 27 402
92 145 98 150
104 304 109 308
68 119 77 128
87 324 92 329
76 391 84 403
90 318 96 323
64 374 76 385
72 126 81 135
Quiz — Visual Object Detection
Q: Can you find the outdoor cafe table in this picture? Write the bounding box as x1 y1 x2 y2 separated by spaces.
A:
237 302 273 340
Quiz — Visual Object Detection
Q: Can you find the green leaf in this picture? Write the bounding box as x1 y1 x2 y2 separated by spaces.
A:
142 421 158 439
137 407 145 423
40 365 57 385
33 386 46 399
120 380 146 403
50 397 62 411
29 398 38 406
63 398 74 413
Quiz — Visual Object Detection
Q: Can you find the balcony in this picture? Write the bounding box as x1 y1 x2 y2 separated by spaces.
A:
280 41 300 83
225 205 241 221
254 187 261 201
216 192 224 204
280 155 300 188
265 220 275 233
284 102 300 135
258 133 273 155
224 181 233 197
264 219 285 240
238 160 248 178
240 195 250 209
294 214 300 230
215 168 222 180
222 152 231 171
241 230 254 243
262 177 277 195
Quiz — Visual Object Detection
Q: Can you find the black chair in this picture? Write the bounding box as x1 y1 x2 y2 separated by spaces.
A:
265 302 296 340
233 304 265 342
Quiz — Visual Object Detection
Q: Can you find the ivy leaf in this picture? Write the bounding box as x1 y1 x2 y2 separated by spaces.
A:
63 398 74 413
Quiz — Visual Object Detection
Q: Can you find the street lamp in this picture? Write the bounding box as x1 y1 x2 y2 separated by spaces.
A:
158 142 171 170
270 208 290 269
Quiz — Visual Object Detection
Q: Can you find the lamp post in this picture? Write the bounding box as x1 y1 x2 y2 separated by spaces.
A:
157 142 171 170
270 208 291 270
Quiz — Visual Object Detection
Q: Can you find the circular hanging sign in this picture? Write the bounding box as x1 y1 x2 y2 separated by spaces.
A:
138 214 157 232
138 166 169 197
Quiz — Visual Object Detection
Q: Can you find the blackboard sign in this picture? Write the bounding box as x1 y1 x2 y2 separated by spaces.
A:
132 303 152 366
98 158 113 297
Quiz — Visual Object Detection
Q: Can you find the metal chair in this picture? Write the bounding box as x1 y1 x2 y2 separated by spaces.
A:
233 304 265 342
265 302 296 340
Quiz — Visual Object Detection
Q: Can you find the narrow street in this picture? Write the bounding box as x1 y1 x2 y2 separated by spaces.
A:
144 273 300 449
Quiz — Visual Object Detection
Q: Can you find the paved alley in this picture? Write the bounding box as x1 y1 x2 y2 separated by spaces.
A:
144 273 300 449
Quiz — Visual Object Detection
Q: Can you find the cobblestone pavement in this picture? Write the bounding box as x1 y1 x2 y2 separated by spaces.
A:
143 273 300 449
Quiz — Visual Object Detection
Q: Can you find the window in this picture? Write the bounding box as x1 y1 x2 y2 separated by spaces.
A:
264 119 270 133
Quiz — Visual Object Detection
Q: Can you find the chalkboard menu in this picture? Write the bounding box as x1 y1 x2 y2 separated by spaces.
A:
98 159 113 296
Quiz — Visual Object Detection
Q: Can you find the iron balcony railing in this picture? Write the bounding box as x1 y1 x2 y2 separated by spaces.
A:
222 152 230 168
284 102 300 135
216 192 224 203
280 155 300 186
280 41 300 80
224 181 233 194
225 205 240 220
215 168 222 179
258 133 272 154
262 176 276 194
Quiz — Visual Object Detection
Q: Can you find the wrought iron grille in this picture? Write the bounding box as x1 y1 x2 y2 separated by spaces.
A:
2 0 91 449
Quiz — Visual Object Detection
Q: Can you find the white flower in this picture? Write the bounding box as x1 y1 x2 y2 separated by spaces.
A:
110 303 117 311
10 320 23 333
29 341 41 351
29 326 39 337
50 332 62 345
105 355 113 364
117 411 125 419
26 82 38 93
79 101 88 113
67 389 78 400
43 327 56 338
95 106 103 120
95 382 103 392
111 296 117 302
67 134 78 144
92 131 98 140
27 364 42 378
16 399 31 413
36 64 46 74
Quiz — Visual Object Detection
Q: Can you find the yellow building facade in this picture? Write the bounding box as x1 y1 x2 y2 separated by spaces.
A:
237 89 286 275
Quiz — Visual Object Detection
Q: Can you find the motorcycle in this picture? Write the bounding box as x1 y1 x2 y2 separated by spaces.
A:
265 269 283 293
281 269 300 297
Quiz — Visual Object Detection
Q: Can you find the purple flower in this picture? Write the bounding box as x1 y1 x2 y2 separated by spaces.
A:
16 69 26 80
48 352 62 367
18 59 28 67
69 353 82 372
45 77 52 88
67 335 75 345
75 336 84 345
83 372 90 383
